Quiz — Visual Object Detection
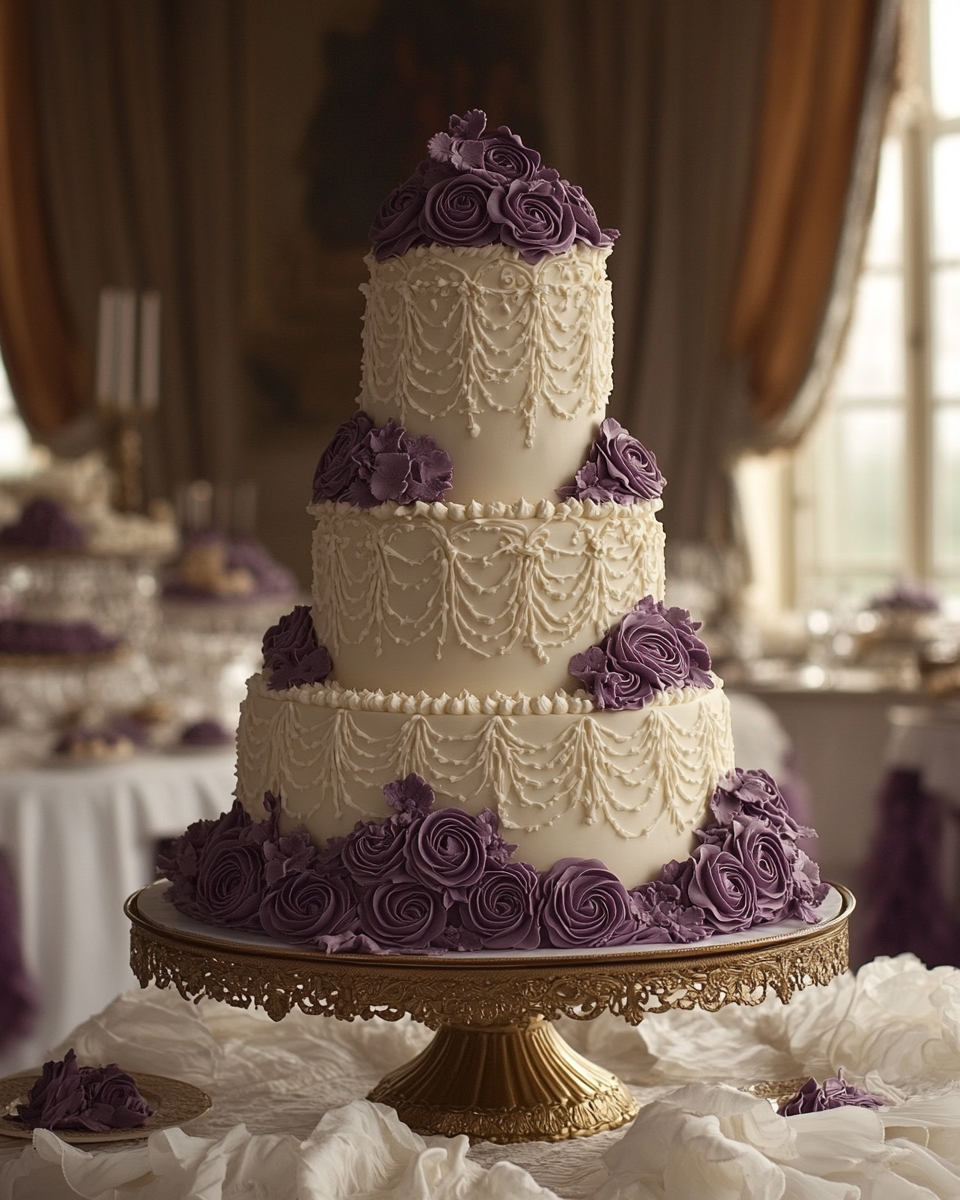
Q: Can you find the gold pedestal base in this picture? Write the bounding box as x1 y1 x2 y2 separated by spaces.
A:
368 1017 638 1143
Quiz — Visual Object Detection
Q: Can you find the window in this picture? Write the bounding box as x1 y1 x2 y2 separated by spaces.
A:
740 0 960 615
0 353 30 474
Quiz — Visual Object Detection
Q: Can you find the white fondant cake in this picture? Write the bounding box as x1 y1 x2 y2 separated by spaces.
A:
235 240 736 889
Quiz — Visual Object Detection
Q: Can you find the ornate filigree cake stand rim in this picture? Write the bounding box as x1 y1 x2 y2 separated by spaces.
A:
127 884 853 1144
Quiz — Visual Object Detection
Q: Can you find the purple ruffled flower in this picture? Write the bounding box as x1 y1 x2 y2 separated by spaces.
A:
15 1050 152 1132
262 828 318 887
313 411 375 503
711 768 806 839
262 605 333 691
81 1064 153 1130
0 497 87 551
629 880 709 944
15 1050 90 1129
779 1071 885 1116
561 181 618 248
259 867 358 945
358 879 448 950
421 174 499 247
341 815 412 887
540 858 636 948
383 772 436 817
686 842 757 934
457 861 541 950
558 418 665 504
487 178 576 264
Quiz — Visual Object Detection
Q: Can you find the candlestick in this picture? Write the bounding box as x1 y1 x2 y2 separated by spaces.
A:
138 291 161 412
115 290 137 411
96 289 119 407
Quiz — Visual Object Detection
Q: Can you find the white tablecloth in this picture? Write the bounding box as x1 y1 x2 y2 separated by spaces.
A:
0 752 234 1073
1 955 960 1197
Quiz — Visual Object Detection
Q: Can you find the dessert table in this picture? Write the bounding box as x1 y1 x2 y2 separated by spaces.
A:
0 751 234 1073
1 953 959 1197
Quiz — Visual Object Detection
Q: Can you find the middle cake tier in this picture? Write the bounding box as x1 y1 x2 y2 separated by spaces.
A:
309 495 666 696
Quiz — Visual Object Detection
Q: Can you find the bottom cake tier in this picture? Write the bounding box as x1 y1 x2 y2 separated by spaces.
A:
235 672 735 888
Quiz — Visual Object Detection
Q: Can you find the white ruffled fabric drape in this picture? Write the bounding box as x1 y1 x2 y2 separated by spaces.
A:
2 955 960 1198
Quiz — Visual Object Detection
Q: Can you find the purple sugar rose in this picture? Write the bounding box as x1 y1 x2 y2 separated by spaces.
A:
660 604 713 688
540 858 636 948
383 773 436 817
370 175 430 262
421 174 498 247
779 1071 885 1116
259 867 358 945
629 880 709 944
487 178 576 264
0 497 87 551
785 847 830 922
313 412 375 503
711 768 805 839
345 420 453 508
341 815 411 887
561 181 618 248
15 1050 90 1129
558 418 665 504
711 819 794 923
573 600 690 711
192 836 266 931
358 879 448 950
406 806 492 900
82 1064 153 1130
458 861 541 950
262 605 333 691
687 842 757 934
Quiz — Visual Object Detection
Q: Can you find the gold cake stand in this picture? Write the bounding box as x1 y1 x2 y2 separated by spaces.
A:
126 882 853 1144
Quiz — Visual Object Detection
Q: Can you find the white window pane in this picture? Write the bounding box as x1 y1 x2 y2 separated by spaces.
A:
934 266 960 397
933 135 960 260
833 272 904 398
931 0 960 118
933 404 960 571
864 138 902 268
826 408 902 566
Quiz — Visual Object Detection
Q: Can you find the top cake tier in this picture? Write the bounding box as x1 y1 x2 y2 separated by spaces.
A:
356 243 613 504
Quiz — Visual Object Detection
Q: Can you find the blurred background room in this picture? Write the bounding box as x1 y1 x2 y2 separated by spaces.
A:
0 0 955 1065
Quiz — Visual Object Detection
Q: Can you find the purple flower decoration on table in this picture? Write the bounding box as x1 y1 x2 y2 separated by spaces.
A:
778 1071 885 1116
458 861 541 950
540 858 637 948
558 418 665 505
569 596 712 711
14 1049 152 1132
0 498 86 551
262 605 333 692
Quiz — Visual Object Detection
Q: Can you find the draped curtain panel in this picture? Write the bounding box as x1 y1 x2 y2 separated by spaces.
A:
0 0 84 436
29 0 242 489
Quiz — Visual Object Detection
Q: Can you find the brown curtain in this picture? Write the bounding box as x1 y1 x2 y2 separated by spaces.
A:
729 0 901 443
0 0 84 435
30 0 243 492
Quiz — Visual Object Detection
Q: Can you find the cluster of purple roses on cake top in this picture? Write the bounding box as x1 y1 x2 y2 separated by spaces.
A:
262 604 332 692
312 411 453 508
370 109 618 264
570 595 713 710
12 1048 152 1132
558 418 665 506
160 767 828 954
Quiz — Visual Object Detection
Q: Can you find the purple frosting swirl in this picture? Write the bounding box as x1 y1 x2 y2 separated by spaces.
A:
312 414 453 508
702 819 794 923
369 109 618 262
0 498 86 551
570 596 712 710
259 868 358 945
686 842 757 934
779 1072 885 1116
421 174 498 247
558 418 665 504
358 879 447 950
15 1049 152 1132
341 815 411 887
540 858 636 948
406 806 494 901
458 861 541 949
487 178 576 264
262 605 333 691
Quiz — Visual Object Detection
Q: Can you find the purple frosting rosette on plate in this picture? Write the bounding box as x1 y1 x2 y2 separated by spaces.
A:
312 413 453 508
369 108 618 264
13 1048 152 1132
569 596 713 711
778 1071 885 1116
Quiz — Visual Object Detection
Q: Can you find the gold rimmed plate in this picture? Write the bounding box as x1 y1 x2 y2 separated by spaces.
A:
0 1071 211 1144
